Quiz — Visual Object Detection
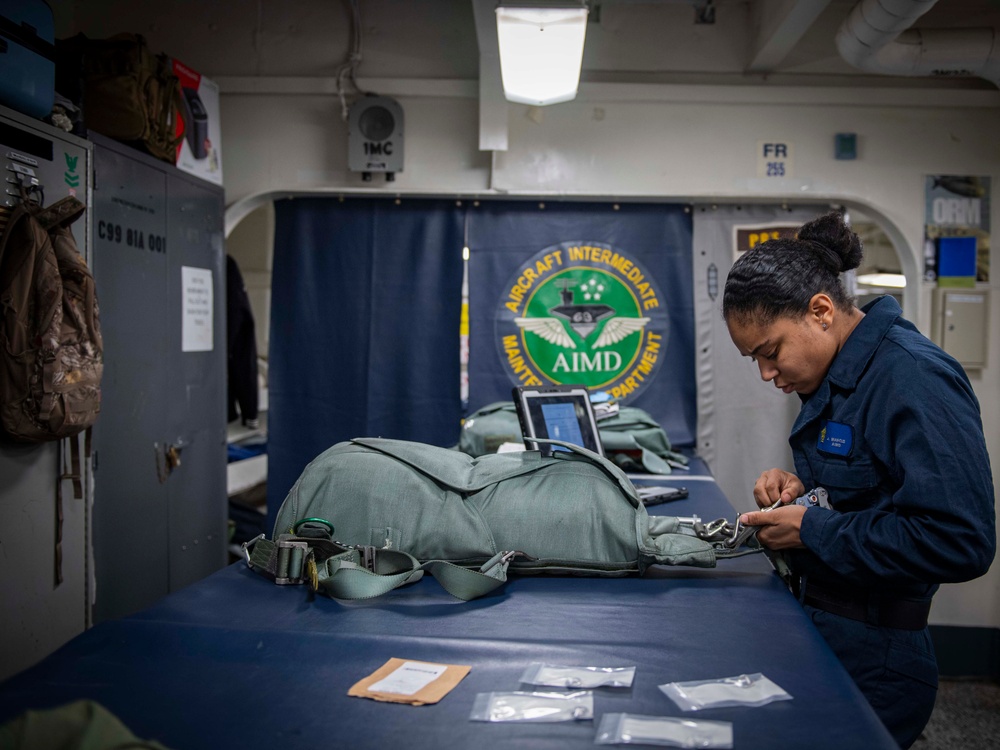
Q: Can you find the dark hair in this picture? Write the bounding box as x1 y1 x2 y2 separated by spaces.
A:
722 211 864 325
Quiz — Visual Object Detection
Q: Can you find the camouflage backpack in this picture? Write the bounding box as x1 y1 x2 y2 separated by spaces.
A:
0 193 102 442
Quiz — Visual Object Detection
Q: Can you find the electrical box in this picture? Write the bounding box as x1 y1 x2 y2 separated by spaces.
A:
931 288 990 369
348 95 404 180
834 133 857 160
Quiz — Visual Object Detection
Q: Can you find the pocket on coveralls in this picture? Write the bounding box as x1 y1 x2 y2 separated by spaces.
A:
815 459 879 509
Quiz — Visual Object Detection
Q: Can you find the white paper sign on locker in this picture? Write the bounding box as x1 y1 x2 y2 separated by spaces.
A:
182 266 214 352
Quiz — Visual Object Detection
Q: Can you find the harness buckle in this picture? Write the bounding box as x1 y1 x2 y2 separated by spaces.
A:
242 533 266 568
722 517 759 550
354 545 377 572
275 537 311 585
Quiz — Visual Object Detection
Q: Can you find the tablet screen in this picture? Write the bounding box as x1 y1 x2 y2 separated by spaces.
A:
513 386 602 457
540 402 586 449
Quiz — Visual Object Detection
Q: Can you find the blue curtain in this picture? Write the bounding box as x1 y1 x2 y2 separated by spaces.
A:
467 201 695 446
267 197 464 532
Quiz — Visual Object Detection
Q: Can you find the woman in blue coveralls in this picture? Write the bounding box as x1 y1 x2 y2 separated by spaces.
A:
722 211 996 749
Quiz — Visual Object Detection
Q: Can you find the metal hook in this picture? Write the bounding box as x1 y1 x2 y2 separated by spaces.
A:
726 517 744 546
242 533 265 567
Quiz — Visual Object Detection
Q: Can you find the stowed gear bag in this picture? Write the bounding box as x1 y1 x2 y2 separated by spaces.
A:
0 194 102 441
593 406 690 474
457 401 689 474
60 32 184 163
456 401 523 456
247 437 762 601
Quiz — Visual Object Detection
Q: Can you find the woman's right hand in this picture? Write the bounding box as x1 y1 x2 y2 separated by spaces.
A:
753 469 805 509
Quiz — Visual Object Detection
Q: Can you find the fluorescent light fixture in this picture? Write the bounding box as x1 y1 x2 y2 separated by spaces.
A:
495 5 588 106
856 272 906 288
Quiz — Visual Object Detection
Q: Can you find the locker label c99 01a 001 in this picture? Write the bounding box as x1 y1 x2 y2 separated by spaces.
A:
97 220 166 253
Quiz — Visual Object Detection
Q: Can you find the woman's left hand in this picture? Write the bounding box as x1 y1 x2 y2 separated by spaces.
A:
738 505 807 549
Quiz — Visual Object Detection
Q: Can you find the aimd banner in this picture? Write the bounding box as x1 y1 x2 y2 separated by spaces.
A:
468 201 695 446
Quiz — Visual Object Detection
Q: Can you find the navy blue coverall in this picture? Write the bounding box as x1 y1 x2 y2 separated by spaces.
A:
788 296 996 748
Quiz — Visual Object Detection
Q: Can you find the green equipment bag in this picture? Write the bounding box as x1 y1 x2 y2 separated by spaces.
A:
247 437 760 602
456 401 523 456
457 401 688 473
598 406 690 473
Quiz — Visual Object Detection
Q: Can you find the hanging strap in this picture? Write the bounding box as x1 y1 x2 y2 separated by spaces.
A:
244 534 514 602
53 435 86 588
54 441 64 587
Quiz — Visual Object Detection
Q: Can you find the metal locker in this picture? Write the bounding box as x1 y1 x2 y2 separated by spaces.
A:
0 105 94 682
90 133 226 623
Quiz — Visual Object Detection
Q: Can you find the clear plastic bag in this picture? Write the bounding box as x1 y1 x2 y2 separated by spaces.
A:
659 673 792 711
468 690 594 722
595 713 733 748
519 662 636 688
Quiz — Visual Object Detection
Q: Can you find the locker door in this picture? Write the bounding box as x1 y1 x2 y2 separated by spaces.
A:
165 173 227 591
91 145 171 622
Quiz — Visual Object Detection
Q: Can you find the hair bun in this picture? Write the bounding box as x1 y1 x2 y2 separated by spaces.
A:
797 211 863 273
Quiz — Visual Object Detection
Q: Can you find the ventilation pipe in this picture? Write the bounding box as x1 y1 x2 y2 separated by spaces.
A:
836 0 1000 88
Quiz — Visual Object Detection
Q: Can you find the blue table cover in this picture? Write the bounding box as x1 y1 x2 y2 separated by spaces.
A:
0 467 895 749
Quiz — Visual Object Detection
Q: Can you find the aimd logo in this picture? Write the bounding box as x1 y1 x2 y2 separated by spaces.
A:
495 241 668 401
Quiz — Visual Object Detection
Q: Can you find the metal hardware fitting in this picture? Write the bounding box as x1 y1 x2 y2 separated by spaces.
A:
242 533 266 567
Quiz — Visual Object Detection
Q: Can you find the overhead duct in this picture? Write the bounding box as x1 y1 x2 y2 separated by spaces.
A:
835 0 1000 88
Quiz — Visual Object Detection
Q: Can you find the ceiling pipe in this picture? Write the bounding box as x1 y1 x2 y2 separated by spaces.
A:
835 0 1000 88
